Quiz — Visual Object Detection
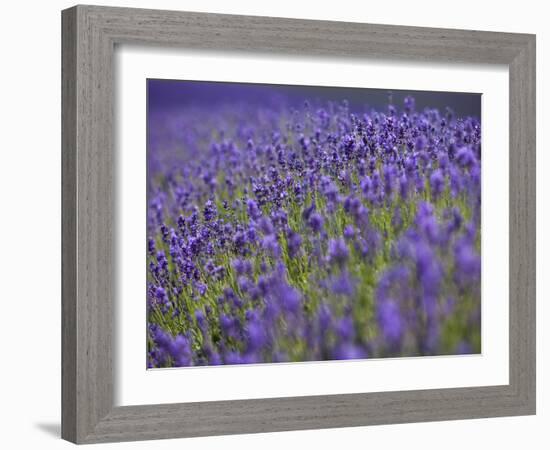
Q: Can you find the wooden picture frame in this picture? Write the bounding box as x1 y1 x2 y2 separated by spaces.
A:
62 5 536 444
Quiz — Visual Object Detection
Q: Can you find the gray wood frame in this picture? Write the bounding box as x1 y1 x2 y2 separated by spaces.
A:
62 4 536 444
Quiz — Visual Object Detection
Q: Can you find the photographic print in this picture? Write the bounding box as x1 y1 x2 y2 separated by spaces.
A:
146 80 481 368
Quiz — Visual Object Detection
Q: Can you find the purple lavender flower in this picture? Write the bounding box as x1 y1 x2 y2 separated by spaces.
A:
454 241 481 285
258 216 275 235
246 311 268 352
456 147 476 169
170 335 192 366
286 229 303 258
203 199 217 221
328 238 349 267
430 169 445 199
261 234 281 258
376 300 405 348
246 198 262 220
308 212 324 233
317 304 333 335
331 271 355 296
336 315 355 341
399 174 409 200
360 175 372 197
343 225 355 240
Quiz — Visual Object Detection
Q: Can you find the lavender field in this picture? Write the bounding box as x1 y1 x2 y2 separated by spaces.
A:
146 81 481 368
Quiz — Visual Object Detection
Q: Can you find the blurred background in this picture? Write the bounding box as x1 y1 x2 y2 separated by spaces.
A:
148 78 481 117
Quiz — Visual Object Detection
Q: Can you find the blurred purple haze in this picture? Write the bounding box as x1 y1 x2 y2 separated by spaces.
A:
147 79 481 116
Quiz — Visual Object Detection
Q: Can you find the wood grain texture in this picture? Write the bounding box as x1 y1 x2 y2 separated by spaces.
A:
508 36 536 409
61 4 536 444
61 7 77 443
62 5 114 442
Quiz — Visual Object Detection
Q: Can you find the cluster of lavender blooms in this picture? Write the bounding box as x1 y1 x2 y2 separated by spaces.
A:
147 95 481 368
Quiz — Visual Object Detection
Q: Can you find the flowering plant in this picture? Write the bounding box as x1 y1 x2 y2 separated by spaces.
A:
146 83 481 368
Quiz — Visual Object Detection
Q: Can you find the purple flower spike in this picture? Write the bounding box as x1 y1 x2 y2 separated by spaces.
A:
343 225 355 240
331 271 355 296
279 283 301 314
328 238 349 267
246 311 268 352
430 169 445 199
454 242 481 285
377 300 405 349
336 315 355 341
456 147 476 169
287 230 303 258
308 212 324 233
246 198 262 220
203 199 217 221
170 335 192 366
261 234 281 258
258 216 275 235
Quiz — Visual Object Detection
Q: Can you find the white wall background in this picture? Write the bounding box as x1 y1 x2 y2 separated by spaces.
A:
0 0 546 448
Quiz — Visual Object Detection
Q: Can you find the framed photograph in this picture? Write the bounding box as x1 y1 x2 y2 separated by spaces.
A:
62 5 536 444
